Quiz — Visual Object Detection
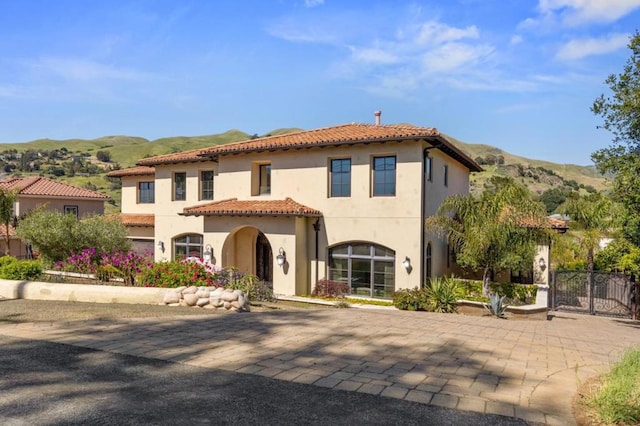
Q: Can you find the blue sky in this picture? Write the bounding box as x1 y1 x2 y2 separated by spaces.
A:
0 0 638 165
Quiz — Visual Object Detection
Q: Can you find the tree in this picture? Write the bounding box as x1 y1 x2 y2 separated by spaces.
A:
96 150 111 162
591 31 640 243
16 209 131 263
556 193 616 274
0 188 17 255
426 177 549 295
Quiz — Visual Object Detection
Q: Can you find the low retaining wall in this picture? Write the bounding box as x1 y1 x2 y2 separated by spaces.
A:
456 300 548 320
0 279 167 305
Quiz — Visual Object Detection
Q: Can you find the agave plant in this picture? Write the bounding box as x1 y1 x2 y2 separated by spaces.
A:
484 293 509 318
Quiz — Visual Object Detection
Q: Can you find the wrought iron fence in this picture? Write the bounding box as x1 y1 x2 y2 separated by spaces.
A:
551 270 639 318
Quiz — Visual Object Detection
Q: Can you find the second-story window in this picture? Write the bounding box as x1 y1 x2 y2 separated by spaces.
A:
444 164 449 187
425 155 433 182
200 171 214 200
173 172 186 201
259 164 271 195
372 156 396 196
330 158 351 197
138 181 155 204
64 205 78 218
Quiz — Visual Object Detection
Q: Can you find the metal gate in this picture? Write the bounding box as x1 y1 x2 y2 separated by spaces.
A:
551 271 639 318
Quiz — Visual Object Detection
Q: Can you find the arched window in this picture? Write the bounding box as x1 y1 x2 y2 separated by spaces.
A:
328 242 395 298
173 234 203 260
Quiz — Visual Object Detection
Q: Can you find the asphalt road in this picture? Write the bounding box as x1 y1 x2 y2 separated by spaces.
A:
0 299 538 425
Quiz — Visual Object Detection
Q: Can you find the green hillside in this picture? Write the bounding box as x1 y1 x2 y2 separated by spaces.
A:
0 128 610 214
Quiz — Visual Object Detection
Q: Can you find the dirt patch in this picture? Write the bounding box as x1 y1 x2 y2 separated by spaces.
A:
0 298 329 323
572 374 606 426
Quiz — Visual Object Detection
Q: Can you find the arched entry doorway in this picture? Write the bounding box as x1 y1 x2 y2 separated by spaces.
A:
221 226 273 286
255 232 273 284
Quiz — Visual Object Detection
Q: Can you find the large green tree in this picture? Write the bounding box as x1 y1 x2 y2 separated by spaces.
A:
16 209 131 263
556 193 617 274
592 31 640 244
0 188 17 256
426 177 549 295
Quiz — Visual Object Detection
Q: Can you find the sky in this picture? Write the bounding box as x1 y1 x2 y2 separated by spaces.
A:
0 0 639 165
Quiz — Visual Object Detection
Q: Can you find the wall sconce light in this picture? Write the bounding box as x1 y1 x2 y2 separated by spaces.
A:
203 244 213 263
156 241 165 253
403 256 412 273
539 257 546 271
276 247 286 266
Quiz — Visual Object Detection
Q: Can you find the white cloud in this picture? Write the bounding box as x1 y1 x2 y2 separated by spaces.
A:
510 35 523 45
556 33 630 60
349 47 399 64
422 42 494 73
304 0 325 7
415 22 479 45
34 57 154 81
524 0 640 28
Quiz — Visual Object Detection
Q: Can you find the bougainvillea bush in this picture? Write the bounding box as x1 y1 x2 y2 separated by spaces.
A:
55 249 153 286
137 259 222 288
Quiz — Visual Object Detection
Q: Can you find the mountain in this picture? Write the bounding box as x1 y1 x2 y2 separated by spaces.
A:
0 128 609 214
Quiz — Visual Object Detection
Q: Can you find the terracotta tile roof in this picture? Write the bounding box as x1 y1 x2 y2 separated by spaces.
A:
112 213 155 227
106 166 155 178
183 198 322 217
519 216 569 232
136 147 212 166
0 224 17 237
0 176 109 200
137 123 482 172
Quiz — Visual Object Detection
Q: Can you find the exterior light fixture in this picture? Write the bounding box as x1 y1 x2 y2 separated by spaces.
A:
539 257 546 271
156 241 165 253
203 244 213 263
276 247 286 266
403 256 412 273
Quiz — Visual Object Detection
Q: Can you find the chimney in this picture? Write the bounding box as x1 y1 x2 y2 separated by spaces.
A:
374 110 381 125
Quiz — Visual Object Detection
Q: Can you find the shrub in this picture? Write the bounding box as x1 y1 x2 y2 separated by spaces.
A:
489 282 537 305
137 260 220 288
392 287 431 311
312 278 350 298
484 294 509 318
425 277 461 313
0 259 43 280
225 270 275 302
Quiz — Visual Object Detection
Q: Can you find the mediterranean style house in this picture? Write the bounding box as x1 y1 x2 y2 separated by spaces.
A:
0 176 110 257
109 116 485 298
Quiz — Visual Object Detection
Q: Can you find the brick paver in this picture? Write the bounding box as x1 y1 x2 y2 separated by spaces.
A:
1 308 639 425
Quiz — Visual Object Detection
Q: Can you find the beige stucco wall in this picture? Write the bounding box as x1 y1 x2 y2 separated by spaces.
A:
119 175 157 215
16 196 105 217
142 140 473 296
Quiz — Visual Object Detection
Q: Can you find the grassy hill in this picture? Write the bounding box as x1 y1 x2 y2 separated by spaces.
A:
0 128 609 213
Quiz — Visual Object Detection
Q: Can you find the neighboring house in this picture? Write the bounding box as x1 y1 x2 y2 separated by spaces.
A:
109 117 485 298
0 176 110 257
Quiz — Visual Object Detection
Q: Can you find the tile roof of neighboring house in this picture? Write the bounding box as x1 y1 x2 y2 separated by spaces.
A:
106 166 155 178
0 176 109 200
137 123 482 172
182 198 322 217
136 147 215 166
113 213 155 227
519 216 569 232
0 224 17 238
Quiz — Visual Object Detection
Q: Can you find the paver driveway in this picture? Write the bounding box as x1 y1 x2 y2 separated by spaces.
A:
1 307 639 425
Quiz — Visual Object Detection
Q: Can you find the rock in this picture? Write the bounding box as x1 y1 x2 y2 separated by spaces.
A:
221 291 237 302
211 287 224 297
195 289 210 299
179 299 188 307
175 286 187 294
183 293 199 306
237 294 246 308
243 302 251 312
168 303 181 307
210 297 222 307
196 297 210 307
223 301 231 309
203 304 216 309
163 291 181 304
233 289 243 296
231 301 242 309
183 286 198 294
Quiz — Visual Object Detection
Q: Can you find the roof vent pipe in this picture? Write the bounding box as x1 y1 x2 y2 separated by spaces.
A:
374 110 381 125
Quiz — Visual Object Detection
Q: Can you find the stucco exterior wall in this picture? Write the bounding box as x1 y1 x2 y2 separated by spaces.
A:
16 197 105 217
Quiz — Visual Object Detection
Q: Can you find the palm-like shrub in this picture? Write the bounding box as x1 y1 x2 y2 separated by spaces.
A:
425 277 461 313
